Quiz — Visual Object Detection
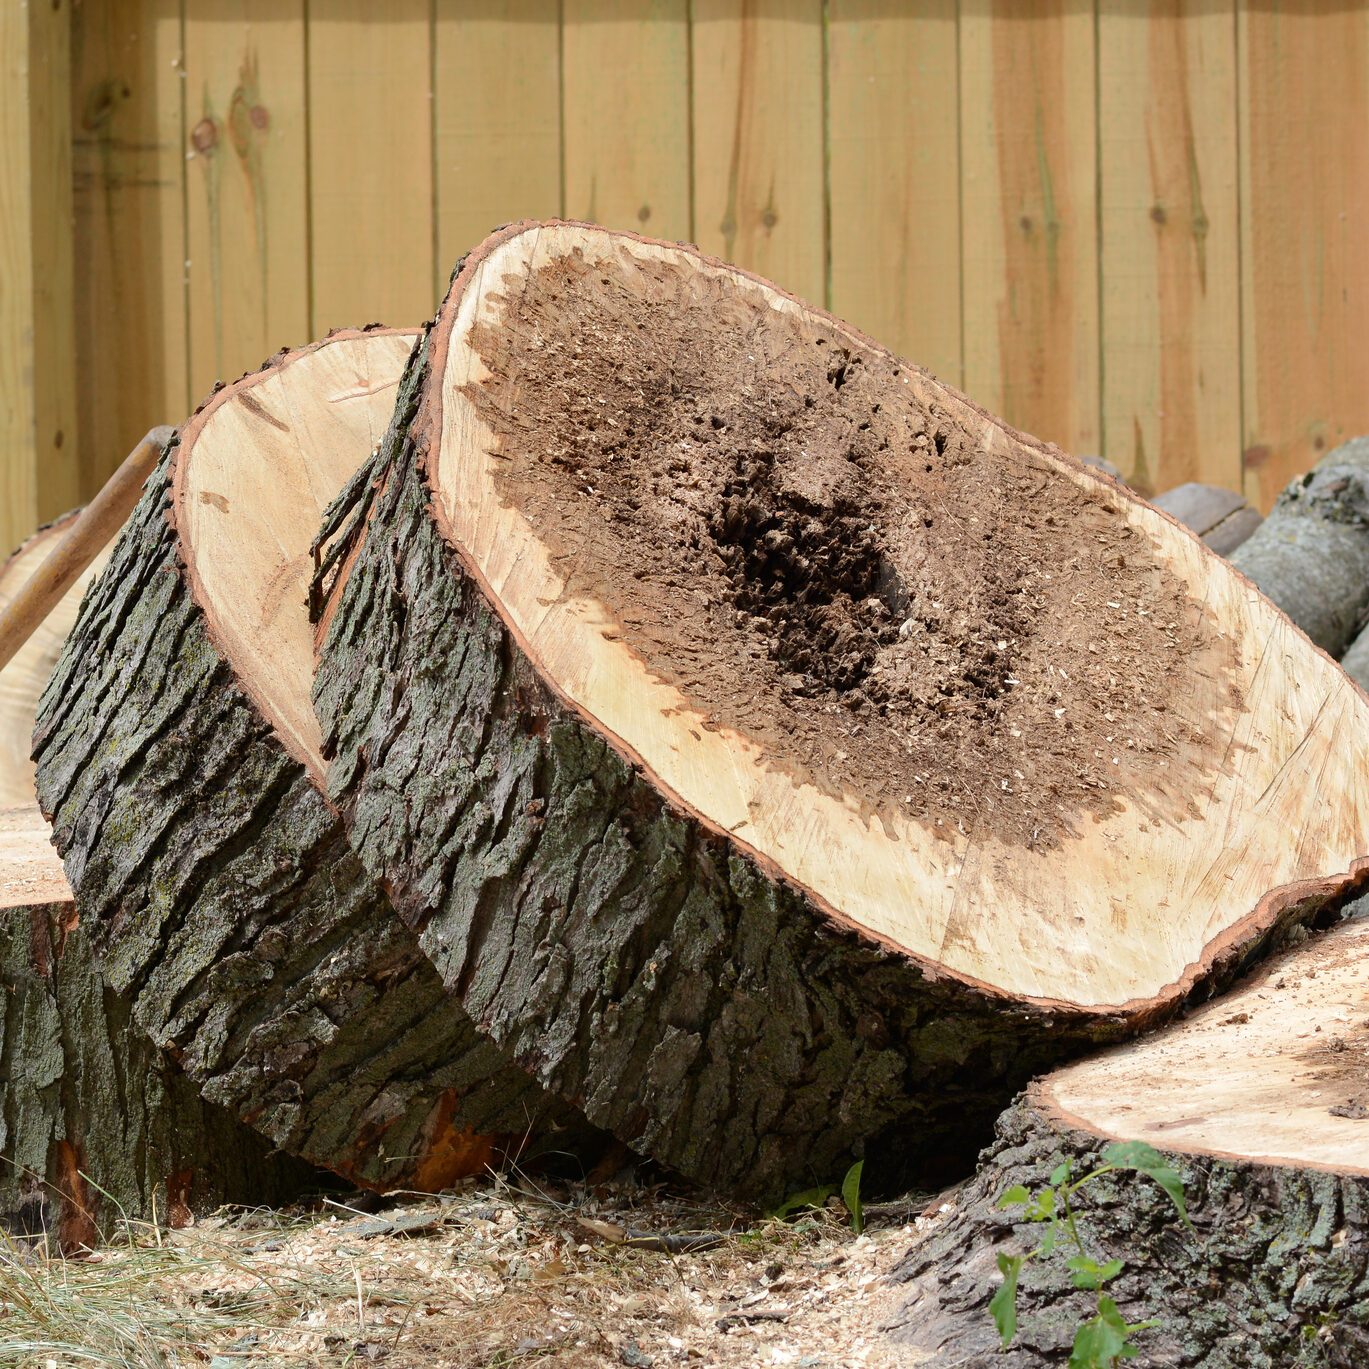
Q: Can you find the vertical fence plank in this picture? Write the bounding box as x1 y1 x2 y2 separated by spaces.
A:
692 0 824 303
960 0 1098 455
2 0 79 547
0 0 38 549
1099 1 1239 497
827 0 960 380
71 0 188 496
184 3 309 400
562 0 690 241
308 0 435 331
434 1 561 281
29 0 81 522
1240 4 1369 509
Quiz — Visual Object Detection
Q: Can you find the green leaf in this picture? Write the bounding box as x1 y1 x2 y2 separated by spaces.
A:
1028 1186 1057 1222
1050 1160 1072 1187
1039 1224 1058 1257
988 1252 1023 1348
1067 1297 1134 1369
997 1184 1032 1209
842 1160 865 1236
1102 1141 1194 1233
1066 1256 1124 1290
770 1184 836 1220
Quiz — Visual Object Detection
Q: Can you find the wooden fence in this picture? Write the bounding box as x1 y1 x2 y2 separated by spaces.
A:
4 1 1368 552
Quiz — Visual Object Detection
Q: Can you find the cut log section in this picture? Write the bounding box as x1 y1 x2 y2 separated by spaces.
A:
1150 482 1263 557
34 329 593 1192
0 806 317 1246
0 515 113 808
891 914 1369 1367
1231 437 1369 657
313 221 1369 1199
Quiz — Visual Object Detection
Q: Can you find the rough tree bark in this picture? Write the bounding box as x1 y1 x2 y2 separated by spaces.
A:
34 331 595 1192
891 914 1369 1368
0 807 317 1248
0 514 112 808
1231 438 1369 657
312 222 1369 1201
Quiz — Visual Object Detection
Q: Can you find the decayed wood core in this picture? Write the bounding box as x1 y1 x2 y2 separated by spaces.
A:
432 223 1369 1009
0 518 112 809
177 330 414 777
1043 913 1369 1174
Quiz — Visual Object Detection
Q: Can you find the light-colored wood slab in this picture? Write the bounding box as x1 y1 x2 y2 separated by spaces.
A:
0 518 114 810
433 223 1369 1010
178 330 417 774
1045 915 1369 1174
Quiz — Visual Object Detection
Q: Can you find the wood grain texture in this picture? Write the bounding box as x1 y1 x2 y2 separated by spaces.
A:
1 0 79 551
0 0 39 553
827 0 961 382
1100 0 1240 498
1239 4 1369 509
307 0 434 331
692 0 825 303
71 0 188 495
28 0 81 523
434 0 562 280
185 2 308 398
960 0 1099 456
562 0 690 241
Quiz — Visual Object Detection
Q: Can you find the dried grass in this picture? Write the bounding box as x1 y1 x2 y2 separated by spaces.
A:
0 1169 940 1368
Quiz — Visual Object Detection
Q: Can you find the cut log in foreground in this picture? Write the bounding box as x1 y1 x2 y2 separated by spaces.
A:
0 808 316 1247
313 221 1369 1200
891 913 1369 1368
1232 438 1369 657
0 515 112 808
35 330 594 1193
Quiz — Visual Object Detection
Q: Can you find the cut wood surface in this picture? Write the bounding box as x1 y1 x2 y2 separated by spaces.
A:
892 913 1369 1366
1231 437 1369 657
34 328 594 1193
314 220 1369 1199
0 514 113 808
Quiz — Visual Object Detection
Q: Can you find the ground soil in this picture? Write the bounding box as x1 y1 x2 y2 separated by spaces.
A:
18 1171 942 1367
466 248 1241 849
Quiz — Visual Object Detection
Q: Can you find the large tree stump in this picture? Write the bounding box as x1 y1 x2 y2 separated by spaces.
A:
0 805 317 1247
1231 438 1369 657
0 515 112 808
313 222 1369 1200
35 330 593 1192
890 913 1369 1367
